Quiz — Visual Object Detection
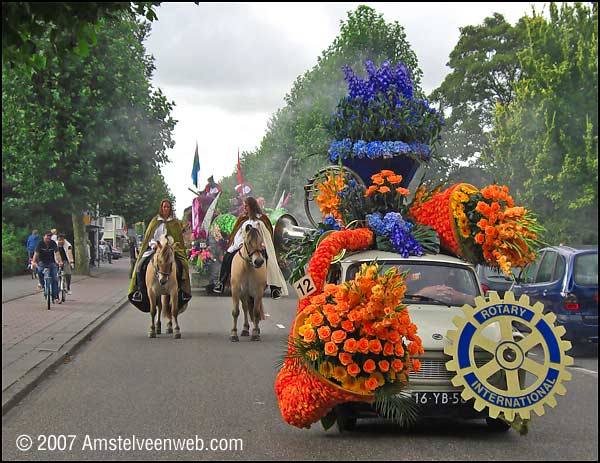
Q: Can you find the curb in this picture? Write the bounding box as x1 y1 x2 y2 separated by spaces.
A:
1 295 129 416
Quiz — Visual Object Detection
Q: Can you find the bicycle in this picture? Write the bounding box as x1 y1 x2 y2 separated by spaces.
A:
42 267 52 310
57 266 67 303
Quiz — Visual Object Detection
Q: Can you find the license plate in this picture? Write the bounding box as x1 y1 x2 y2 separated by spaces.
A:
412 391 467 406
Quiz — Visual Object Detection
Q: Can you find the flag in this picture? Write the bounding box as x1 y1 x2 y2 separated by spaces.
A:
191 140 200 188
237 148 243 185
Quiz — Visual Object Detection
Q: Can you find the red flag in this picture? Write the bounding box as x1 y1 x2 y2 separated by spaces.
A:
237 148 243 185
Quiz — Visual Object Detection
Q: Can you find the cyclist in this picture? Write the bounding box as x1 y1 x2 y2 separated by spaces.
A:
31 231 64 304
56 234 75 295
26 228 41 268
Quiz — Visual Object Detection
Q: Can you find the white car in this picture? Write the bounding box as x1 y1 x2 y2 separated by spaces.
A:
328 250 525 432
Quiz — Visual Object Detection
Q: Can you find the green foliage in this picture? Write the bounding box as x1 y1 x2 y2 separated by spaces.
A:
217 5 423 219
2 223 29 276
2 2 162 71
488 2 598 244
429 12 526 182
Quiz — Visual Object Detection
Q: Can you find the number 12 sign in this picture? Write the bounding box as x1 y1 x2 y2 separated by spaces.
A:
293 274 318 299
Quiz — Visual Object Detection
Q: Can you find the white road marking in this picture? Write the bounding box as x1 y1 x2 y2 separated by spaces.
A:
276 324 286 329
570 367 598 377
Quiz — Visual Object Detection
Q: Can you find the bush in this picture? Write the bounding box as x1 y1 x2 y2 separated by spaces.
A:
2 253 19 277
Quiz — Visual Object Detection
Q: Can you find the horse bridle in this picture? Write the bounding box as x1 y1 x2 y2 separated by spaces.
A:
153 247 173 280
239 241 264 267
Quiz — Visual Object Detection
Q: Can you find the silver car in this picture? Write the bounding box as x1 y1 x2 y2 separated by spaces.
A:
329 250 523 431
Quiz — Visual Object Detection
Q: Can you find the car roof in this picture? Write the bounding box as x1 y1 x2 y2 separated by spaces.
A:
542 245 598 255
339 250 474 267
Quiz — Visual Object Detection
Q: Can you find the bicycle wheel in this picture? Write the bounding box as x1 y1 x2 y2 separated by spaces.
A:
59 274 66 303
45 274 51 310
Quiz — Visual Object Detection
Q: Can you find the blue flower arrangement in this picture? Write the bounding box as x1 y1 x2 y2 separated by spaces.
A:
329 139 431 163
328 60 444 162
367 212 424 258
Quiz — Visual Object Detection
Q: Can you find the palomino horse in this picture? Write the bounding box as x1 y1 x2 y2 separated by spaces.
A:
230 224 267 341
146 235 181 339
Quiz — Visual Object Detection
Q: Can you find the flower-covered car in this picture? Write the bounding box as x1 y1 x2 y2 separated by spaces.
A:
327 249 526 431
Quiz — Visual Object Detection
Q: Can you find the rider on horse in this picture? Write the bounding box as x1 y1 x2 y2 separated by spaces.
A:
129 199 192 310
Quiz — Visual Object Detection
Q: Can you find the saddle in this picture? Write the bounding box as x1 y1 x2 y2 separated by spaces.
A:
128 250 189 313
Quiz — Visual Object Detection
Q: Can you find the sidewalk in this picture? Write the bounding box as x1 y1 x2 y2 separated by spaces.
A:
1 258 131 415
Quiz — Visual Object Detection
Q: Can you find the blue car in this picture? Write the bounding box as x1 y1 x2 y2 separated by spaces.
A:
512 245 598 346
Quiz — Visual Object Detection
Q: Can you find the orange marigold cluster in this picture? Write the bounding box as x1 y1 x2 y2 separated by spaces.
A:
409 183 463 255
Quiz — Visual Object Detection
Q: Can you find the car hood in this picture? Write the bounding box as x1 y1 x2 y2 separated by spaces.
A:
407 304 502 351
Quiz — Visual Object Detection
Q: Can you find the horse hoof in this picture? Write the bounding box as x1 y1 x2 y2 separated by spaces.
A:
241 330 250 337
167 327 173 334
251 335 261 341
156 327 161 335
174 332 181 339
230 335 239 342
148 332 156 338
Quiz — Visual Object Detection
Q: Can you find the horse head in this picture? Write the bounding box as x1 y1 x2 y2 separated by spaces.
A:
154 235 175 286
242 224 264 269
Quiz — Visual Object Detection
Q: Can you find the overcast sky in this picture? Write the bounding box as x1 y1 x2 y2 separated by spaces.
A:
143 2 549 216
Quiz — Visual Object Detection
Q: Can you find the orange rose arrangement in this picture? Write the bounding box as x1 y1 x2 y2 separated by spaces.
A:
275 228 424 429
295 262 423 396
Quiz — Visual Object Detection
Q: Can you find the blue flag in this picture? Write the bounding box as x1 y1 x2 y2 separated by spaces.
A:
191 140 200 187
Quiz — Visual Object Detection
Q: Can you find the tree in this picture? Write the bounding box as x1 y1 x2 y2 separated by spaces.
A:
488 2 598 243
217 5 423 221
2 2 161 71
2 16 176 274
429 13 527 184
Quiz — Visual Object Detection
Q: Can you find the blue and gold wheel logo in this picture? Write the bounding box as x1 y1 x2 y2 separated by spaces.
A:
444 291 573 421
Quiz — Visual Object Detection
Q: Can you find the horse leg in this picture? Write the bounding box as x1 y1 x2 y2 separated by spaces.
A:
251 296 261 341
166 301 173 335
230 290 240 342
171 292 181 339
148 291 156 338
156 295 163 335
241 295 250 337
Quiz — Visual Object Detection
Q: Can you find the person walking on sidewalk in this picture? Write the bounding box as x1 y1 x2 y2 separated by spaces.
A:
31 231 64 304
128 199 192 309
56 234 75 295
128 237 138 278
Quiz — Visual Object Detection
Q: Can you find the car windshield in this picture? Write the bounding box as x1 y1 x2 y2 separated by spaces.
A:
346 261 480 307
481 265 518 281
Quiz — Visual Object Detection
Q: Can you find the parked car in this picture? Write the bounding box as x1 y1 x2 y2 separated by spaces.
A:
327 250 526 431
111 247 122 259
511 245 598 346
476 264 519 298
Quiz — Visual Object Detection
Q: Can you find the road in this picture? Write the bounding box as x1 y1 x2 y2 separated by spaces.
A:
2 277 598 460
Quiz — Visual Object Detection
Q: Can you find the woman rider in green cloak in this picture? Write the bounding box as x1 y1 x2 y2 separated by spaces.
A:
129 199 192 309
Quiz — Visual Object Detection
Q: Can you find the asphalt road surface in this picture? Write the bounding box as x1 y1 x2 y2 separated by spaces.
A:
2 291 598 460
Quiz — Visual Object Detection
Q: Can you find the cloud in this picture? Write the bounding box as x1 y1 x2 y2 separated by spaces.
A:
145 2 316 110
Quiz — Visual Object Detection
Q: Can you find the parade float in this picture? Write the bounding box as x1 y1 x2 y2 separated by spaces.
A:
274 60 573 433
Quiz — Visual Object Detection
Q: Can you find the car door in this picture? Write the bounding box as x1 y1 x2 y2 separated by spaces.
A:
513 249 564 314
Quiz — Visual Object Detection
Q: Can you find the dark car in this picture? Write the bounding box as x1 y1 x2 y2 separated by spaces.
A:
476 265 518 298
111 247 122 259
511 245 598 346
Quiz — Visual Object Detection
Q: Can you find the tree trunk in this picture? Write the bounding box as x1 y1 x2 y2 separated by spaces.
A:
72 210 90 276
